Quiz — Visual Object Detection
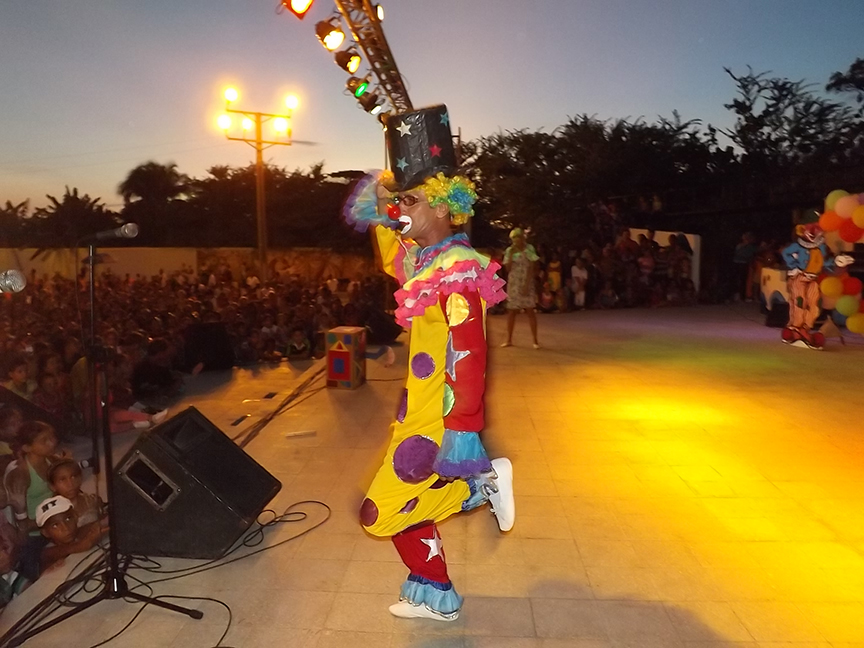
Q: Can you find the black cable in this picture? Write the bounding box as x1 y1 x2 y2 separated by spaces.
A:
0 548 108 643
231 372 326 446
129 501 330 584
84 581 236 648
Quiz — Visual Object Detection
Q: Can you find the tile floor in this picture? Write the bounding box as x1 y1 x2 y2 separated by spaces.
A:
4 304 864 647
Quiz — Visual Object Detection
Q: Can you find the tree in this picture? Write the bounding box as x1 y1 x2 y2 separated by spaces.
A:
827 57 864 109
185 165 257 247
30 187 118 247
0 200 30 247
118 162 191 245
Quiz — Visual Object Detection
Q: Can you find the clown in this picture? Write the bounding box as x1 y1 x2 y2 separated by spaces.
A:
781 221 853 349
343 105 515 622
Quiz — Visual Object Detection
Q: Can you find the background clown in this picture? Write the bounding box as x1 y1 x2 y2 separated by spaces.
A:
781 220 853 349
344 104 515 621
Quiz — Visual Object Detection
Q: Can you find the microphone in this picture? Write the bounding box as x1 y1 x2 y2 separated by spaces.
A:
81 223 139 242
0 269 26 294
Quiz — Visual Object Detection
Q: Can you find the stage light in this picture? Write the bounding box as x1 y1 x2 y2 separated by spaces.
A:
224 87 239 103
242 117 253 130
273 117 289 134
316 19 345 51
335 49 362 74
347 76 369 98
285 94 300 110
283 0 314 19
359 92 384 115
217 114 232 130
375 4 384 20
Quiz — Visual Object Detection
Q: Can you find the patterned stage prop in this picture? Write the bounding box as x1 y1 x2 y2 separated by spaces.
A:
326 326 366 389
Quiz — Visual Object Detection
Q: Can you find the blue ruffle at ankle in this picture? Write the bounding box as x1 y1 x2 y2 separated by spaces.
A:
433 429 492 479
400 575 463 617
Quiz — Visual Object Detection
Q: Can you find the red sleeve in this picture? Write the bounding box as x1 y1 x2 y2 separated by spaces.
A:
440 290 487 433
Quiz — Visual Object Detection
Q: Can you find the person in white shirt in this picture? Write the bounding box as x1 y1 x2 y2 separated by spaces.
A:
571 258 588 309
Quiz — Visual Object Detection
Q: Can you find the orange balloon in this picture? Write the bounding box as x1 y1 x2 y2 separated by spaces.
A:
819 210 843 232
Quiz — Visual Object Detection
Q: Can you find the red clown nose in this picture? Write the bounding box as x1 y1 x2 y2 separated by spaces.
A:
387 203 401 220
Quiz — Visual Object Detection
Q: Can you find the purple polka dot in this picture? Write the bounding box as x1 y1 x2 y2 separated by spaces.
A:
410 352 435 380
398 497 419 514
396 388 408 423
359 498 379 527
393 435 439 483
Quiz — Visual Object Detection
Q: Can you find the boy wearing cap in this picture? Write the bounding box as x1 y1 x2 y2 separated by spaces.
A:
36 495 105 572
344 105 515 621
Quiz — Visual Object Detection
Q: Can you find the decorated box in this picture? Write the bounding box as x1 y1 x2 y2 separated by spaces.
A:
326 326 366 389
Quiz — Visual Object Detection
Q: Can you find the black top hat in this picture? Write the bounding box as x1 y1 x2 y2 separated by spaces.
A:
385 105 457 191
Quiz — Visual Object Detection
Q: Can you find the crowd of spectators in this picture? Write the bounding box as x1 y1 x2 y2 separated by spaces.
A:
0 263 398 608
508 221 699 314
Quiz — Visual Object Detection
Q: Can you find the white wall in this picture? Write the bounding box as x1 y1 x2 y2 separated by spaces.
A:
0 248 197 280
629 230 701 291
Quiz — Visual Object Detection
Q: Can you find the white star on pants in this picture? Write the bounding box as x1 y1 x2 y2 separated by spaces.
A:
421 528 443 562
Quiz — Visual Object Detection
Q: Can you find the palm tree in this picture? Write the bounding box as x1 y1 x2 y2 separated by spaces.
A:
118 161 188 204
0 200 30 247
31 187 119 247
118 162 190 245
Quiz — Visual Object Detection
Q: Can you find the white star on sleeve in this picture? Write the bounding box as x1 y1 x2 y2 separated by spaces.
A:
420 528 443 561
445 333 470 382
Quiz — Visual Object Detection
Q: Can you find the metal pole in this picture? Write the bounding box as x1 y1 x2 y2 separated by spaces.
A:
255 113 268 282
87 244 100 475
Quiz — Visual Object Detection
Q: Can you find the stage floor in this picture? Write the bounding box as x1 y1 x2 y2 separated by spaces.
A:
5 304 864 647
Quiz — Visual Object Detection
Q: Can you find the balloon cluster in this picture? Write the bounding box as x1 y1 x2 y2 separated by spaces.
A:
819 189 864 243
818 189 864 333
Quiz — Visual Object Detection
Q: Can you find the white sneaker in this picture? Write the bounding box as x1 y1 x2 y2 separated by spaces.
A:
388 601 459 622
488 458 515 532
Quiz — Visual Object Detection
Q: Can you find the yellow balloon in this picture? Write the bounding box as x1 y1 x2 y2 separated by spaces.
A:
820 276 843 298
826 189 849 212
847 313 864 334
854 205 864 228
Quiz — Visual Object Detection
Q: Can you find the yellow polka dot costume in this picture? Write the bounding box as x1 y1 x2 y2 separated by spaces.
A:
344 110 507 616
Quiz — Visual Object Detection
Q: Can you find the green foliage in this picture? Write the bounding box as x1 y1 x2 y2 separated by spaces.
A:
29 188 119 247
4 60 864 250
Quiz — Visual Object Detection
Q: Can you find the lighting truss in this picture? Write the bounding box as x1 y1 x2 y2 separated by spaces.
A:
333 0 412 113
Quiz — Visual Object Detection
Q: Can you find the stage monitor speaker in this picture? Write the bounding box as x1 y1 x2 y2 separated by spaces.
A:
114 406 281 559
184 322 234 371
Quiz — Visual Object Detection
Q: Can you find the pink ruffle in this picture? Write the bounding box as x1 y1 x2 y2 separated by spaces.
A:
394 244 408 285
394 260 507 327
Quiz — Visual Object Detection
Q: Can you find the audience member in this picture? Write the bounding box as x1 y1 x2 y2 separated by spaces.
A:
36 495 106 573
47 460 103 527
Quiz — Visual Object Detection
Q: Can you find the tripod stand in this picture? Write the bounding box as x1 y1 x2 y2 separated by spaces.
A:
0 241 203 647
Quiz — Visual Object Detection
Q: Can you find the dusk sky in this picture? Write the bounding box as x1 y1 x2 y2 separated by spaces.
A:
2 0 864 210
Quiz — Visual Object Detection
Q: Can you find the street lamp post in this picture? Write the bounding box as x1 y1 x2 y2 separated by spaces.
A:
217 88 298 282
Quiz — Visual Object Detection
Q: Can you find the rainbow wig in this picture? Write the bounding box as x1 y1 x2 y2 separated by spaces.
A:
420 173 478 226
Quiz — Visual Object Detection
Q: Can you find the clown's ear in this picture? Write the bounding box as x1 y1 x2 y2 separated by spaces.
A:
795 224 806 237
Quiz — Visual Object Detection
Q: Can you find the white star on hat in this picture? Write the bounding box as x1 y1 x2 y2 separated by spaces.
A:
396 122 412 137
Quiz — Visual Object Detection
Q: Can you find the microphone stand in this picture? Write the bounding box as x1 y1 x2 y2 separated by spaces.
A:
0 240 202 647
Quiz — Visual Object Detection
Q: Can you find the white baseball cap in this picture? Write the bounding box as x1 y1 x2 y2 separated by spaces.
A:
35 495 74 528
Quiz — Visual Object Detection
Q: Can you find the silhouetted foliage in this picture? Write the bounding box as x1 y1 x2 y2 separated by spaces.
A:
4 60 864 250
826 57 864 109
29 188 119 247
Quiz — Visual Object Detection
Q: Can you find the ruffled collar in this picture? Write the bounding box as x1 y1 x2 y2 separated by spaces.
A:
394 241 507 328
415 233 472 272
